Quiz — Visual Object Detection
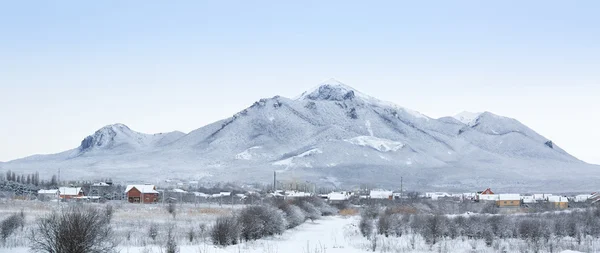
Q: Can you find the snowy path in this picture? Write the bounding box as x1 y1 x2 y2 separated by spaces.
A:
2 216 364 253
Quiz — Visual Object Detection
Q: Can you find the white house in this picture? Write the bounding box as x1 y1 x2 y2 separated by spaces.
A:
193 192 210 198
172 189 187 193
478 194 498 201
370 190 393 199
574 194 592 202
532 194 553 201
521 195 536 204
38 189 59 200
425 192 451 200
328 191 352 202
285 191 312 198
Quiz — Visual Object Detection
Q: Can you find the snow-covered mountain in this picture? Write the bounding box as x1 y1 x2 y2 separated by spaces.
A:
2 79 598 191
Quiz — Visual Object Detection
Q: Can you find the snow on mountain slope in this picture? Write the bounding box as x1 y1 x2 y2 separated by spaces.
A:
2 79 598 191
453 111 482 125
344 136 404 152
79 123 185 153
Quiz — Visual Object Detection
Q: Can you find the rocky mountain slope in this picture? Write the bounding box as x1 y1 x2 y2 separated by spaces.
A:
2 79 598 191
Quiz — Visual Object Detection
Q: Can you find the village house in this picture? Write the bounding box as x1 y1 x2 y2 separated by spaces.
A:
521 195 536 204
37 189 59 200
477 188 497 201
327 191 352 203
425 192 451 200
548 196 569 209
125 185 159 203
574 194 593 202
496 194 521 208
369 189 393 200
58 187 84 200
532 193 553 201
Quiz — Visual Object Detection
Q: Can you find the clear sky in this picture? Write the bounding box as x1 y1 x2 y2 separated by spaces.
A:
1 1 599 164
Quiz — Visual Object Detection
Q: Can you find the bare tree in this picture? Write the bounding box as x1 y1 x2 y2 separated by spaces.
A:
29 206 117 253
1 213 25 243
167 202 177 219
148 223 159 241
210 215 240 246
165 225 179 253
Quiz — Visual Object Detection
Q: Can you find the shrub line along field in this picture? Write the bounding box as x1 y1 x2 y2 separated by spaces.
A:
0 197 596 253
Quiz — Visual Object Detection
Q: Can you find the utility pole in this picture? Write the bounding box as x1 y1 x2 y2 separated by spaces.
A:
57 168 61 208
400 176 403 204
273 171 277 193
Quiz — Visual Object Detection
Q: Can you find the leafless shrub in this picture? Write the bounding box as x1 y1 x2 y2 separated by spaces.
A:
29 206 117 253
187 228 195 243
210 215 240 246
105 205 114 223
1 213 25 243
167 202 177 219
239 205 286 241
148 223 159 241
359 214 374 238
165 225 179 253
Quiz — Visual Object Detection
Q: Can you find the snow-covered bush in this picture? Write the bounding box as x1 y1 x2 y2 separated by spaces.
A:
280 204 306 229
297 202 321 221
210 215 239 246
359 214 374 238
148 223 159 241
362 205 380 220
29 206 117 253
377 211 394 237
164 225 179 253
239 205 286 241
1 212 24 243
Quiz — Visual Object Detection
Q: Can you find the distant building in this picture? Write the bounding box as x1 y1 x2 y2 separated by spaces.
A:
496 194 521 208
425 192 451 200
38 189 59 200
477 188 496 201
521 195 536 204
548 196 569 209
532 194 553 201
327 191 352 203
480 188 494 195
125 185 159 203
370 190 393 199
59 187 84 200
573 194 592 202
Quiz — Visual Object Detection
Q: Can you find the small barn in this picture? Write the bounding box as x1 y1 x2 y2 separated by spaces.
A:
125 185 159 203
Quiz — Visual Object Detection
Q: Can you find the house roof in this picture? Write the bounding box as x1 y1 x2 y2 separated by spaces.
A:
328 192 350 201
498 194 521 201
38 189 58 194
59 187 82 196
125 185 159 194
548 196 569 203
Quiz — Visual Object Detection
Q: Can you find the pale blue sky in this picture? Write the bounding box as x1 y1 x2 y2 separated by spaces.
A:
1 1 599 163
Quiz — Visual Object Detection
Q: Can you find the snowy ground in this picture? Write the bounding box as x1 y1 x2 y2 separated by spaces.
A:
0 200 592 253
1 214 590 253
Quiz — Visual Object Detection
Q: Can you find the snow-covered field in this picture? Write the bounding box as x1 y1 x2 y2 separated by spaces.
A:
0 200 593 253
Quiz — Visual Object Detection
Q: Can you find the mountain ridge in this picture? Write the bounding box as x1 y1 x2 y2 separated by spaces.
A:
1 79 597 191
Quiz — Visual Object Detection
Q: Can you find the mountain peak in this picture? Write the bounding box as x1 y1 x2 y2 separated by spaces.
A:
453 111 483 125
297 78 359 101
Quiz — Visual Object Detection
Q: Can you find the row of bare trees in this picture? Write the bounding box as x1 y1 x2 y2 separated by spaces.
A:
360 204 600 252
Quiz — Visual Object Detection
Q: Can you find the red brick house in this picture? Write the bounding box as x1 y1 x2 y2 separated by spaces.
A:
125 185 159 203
